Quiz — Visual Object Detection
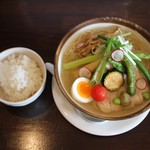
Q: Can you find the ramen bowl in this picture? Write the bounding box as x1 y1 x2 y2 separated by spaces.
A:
0 47 47 107
54 17 150 121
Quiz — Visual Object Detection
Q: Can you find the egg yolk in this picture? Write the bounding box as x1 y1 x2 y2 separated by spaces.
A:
77 81 92 98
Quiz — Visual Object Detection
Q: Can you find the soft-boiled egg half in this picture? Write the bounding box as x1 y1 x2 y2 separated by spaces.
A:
71 77 93 103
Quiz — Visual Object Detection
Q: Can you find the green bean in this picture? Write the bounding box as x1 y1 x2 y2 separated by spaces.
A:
108 58 126 73
134 59 150 83
123 57 136 96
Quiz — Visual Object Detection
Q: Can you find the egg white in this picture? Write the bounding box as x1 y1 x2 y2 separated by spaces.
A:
71 77 93 103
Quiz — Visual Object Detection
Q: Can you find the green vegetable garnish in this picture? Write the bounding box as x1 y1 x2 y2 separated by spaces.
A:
90 32 136 85
135 53 150 59
90 38 112 85
142 92 150 100
123 56 136 96
97 34 108 41
63 54 102 69
108 58 126 73
134 59 150 83
113 98 121 105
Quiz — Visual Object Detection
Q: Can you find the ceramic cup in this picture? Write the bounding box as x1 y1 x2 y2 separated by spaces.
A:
0 47 47 107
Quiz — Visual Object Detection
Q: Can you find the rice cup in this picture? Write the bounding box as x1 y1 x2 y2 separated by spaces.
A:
0 47 46 107
55 17 150 121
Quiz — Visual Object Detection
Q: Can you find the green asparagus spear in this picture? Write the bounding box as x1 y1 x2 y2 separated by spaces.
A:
90 38 112 85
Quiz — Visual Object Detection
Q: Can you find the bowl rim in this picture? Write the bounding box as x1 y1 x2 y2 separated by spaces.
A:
0 47 47 107
55 17 150 120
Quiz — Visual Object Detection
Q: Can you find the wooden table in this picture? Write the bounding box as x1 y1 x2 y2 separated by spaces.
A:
0 0 150 149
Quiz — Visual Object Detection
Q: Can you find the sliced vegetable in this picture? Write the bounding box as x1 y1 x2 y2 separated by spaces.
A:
108 58 126 73
91 85 107 101
113 98 121 105
111 49 124 62
104 71 124 91
90 38 112 85
123 57 136 96
99 32 142 68
63 54 102 69
120 92 131 107
136 78 147 90
79 67 92 79
142 92 150 100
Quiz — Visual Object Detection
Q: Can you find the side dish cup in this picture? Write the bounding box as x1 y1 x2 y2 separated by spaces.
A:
54 17 150 121
0 47 47 107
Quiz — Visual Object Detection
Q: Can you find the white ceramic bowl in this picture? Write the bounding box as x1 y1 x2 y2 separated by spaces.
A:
54 17 150 120
0 47 47 107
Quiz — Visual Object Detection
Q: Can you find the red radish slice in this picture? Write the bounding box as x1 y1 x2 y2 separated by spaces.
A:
79 67 92 79
111 49 124 62
136 78 147 90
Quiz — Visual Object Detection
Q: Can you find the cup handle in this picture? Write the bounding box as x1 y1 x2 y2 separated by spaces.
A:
45 62 54 76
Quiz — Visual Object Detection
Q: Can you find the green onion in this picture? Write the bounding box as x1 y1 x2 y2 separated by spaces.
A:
135 53 150 59
122 32 131 37
97 34 108 41
63 54 102 69
121 49 136 66
123 46 141 61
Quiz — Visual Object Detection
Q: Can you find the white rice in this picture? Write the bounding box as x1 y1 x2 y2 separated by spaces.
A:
0 53 43 102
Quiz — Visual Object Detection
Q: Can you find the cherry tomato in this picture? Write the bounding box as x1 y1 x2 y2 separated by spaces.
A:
91 85 107 101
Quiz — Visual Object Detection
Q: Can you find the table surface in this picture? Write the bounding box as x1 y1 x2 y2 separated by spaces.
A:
0 0 150 149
